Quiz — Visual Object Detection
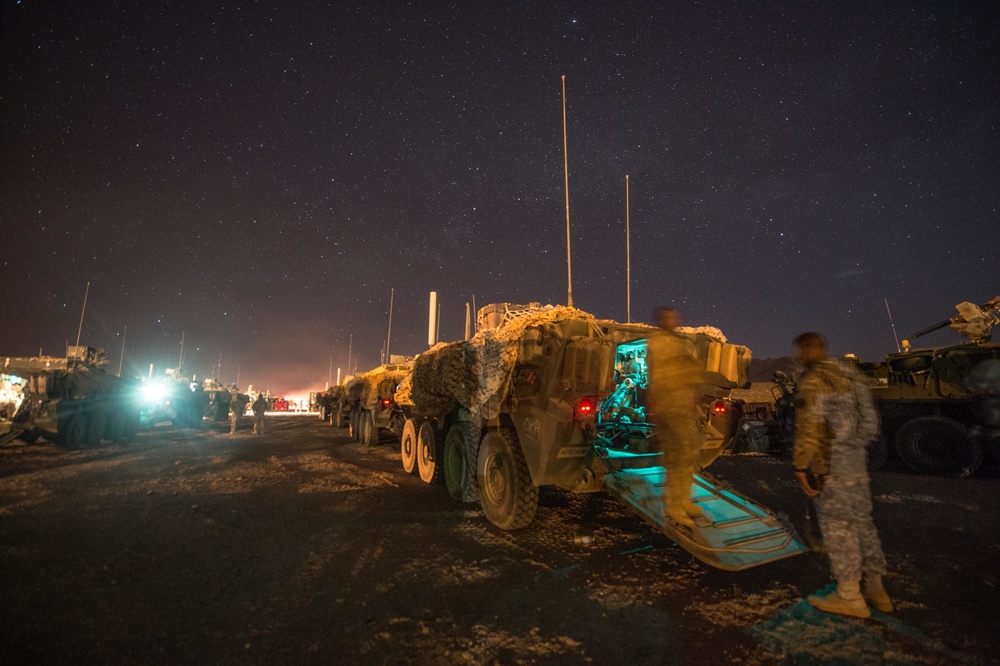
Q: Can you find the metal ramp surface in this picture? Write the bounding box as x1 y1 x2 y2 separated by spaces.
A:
600 449 807 570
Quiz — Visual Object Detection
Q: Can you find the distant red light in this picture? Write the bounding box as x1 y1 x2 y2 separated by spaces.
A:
381 398 392 407
712 401 727 415
577 398 595 416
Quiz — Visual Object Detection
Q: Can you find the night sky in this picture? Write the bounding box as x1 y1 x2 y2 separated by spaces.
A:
2 1 997 397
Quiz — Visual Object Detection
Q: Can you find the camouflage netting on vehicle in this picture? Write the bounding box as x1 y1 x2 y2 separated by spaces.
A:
678 325 728 344
408 305 601 420
342 366 411 411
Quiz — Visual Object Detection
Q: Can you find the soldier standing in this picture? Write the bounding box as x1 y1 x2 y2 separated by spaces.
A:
646 307 706 527
252 393 267 434
229 389 249 435
792 331 892 618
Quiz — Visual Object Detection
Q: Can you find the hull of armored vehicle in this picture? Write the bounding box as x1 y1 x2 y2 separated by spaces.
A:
858 341 1000 476
398 304 805 570
1 349 142 449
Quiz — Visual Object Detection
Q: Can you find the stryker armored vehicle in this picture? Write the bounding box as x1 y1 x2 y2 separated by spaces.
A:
325 360 413 446
393 303 805 571
857 296 1000 477
1 346 141 449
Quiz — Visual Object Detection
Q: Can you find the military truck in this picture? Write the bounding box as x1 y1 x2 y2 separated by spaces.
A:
1 346 141 449
856 296 1000 477
325 362 413 446
393 303 806 571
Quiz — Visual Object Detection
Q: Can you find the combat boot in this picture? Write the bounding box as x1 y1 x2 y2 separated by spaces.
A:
668 511 695 527
863 576 893 613
681 499 704 519
807 582 871 619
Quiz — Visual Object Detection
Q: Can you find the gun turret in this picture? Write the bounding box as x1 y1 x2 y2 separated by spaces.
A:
912 296 1000 343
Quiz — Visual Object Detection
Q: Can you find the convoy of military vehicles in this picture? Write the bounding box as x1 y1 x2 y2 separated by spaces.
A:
5 295 995 570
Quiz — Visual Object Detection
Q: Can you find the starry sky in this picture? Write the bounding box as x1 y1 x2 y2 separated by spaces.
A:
2 1 997 396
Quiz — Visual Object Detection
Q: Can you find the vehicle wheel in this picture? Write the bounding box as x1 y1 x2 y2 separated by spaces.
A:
107 410 129 442
318 405 328 421
895 416 982 477
400 419 418 474
360 410 378 447
84 411 107 446
868 435 889 471
16 428 39 444
335 403 348 428
477 427 537 530
59 415 88 450
349 409 361 440
444 421 481 503
417 419 444 484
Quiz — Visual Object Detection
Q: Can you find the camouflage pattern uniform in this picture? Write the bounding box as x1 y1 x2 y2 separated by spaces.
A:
794 360 887 585
646 329 705 519
229 392 248 435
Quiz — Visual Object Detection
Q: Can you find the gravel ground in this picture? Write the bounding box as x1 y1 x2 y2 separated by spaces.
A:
1 414 996 665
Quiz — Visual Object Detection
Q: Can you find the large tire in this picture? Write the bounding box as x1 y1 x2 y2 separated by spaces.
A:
59 415 88 450
335 403 348 428
895 416 982 477
360 410 378 447
400 419 419 474
85 411 107 447
318 405 328 421
107 410 130 442
417 420 444 484
444 421 481 503
868 435 889 472
477 427 538 530
349 409 361 440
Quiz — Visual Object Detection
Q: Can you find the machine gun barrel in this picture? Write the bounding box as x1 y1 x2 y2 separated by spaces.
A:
912 319 953 339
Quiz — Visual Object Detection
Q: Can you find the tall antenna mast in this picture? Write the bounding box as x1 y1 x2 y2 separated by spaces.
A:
625 174 631 323
561 75 574 308
884 298 901 353
74 281 90 349
118 325 128 376
347 334 352 376
178 331 185 371
385 287 394 363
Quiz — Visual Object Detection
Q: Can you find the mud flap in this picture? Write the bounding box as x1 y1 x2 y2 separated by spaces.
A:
600 450 807 570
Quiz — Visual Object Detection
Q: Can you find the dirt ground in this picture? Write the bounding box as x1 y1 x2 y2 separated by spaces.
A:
1 414 996 665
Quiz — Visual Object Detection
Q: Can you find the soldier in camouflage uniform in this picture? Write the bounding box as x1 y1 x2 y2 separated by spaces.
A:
646 307 705 528
792 332 892 618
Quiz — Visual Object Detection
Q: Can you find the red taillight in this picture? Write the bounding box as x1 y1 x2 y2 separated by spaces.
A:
577 398 595 417
712 400 728 415
381 398 392 407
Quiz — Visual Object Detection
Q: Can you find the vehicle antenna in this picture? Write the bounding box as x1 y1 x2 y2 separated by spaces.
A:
561 75 574 308
885 298 901 353
386 287 394 363
625 174 631 323
74 281 90 349
347 334 352 376
118 325 127 376
178 331 185 372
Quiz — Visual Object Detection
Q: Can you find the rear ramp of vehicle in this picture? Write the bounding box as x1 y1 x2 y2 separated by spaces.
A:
599 449 807 570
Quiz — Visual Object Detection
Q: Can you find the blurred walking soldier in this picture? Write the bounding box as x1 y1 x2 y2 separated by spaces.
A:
229 390 249 435
792 331 892 619
252 394 267 434
646 307 706 527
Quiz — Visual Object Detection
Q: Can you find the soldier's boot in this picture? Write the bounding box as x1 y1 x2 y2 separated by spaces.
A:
664 497 695 527
681 498 704 519
862 575 893 613
807 581 871 619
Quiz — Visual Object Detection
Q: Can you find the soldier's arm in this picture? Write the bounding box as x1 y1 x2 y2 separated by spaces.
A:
792 374 824 473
